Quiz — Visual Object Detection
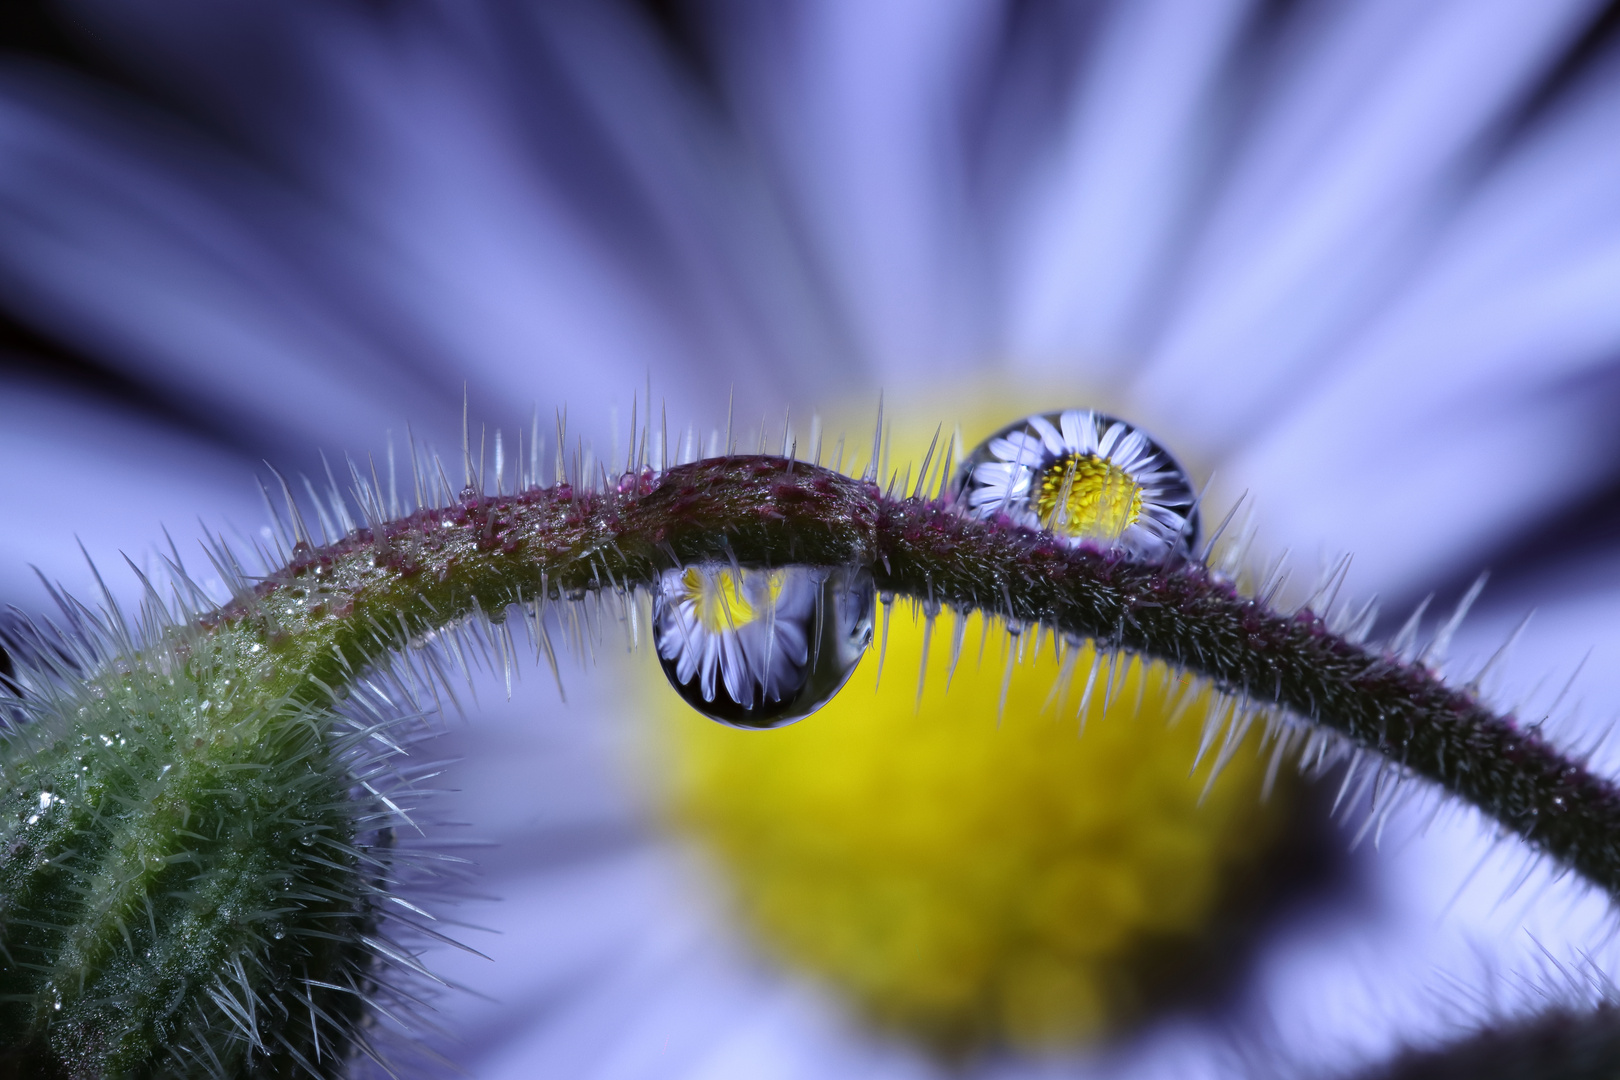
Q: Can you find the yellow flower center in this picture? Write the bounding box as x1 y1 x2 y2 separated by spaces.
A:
653 607 1289 1052
1035 453 1142 539
682 567 782 633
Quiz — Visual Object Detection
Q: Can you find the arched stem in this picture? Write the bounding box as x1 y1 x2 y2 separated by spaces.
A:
206 456 1620 901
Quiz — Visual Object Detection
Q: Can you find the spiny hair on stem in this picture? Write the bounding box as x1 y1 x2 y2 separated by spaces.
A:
850 538 1479 869
1288 947 1620 1080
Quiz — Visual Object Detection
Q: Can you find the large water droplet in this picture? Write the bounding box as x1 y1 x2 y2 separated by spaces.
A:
652 564 875 729
955 409 1197 561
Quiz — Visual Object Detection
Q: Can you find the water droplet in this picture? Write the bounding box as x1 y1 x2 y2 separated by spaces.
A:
271 925 287 941
954 409 1197 561
652 564 875 729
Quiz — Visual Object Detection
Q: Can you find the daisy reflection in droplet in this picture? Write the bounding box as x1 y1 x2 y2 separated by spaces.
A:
652 564 876 729
957 409 1198 560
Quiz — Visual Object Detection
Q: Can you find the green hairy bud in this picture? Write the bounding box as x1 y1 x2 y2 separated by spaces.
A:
0 572 444 1076
0 669 372 1075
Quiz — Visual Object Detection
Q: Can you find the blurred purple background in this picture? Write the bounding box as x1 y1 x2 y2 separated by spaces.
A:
6 2 1620 1077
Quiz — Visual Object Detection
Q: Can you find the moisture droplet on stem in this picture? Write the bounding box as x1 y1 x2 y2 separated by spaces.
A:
652 564 876 729
955 409 1198 561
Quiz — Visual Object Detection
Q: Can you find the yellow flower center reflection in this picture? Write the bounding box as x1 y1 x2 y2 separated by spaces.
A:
1036 452 1143 540
682 567 781 633
656 605 1290 1052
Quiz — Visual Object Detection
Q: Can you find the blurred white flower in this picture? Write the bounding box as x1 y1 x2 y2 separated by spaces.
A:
6 1 1620 1076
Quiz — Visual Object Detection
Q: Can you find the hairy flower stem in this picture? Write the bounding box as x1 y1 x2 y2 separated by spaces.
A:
216 456 1620 900
1349 1003 1620 1080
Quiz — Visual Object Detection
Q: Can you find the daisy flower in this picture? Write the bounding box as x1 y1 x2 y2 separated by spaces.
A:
5 2 1620 1078
957 409 1198 560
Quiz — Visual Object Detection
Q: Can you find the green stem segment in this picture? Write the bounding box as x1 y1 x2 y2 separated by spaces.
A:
221 455 1620 901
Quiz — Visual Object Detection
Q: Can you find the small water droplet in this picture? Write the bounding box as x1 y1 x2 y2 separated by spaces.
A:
652 564 875 729
271 925 286 941
954 409 1198 561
